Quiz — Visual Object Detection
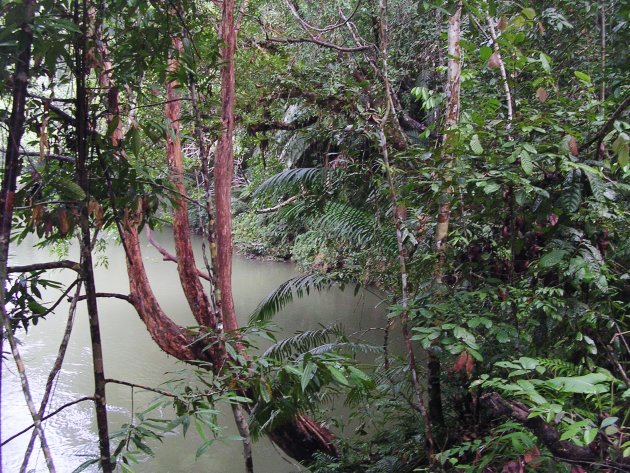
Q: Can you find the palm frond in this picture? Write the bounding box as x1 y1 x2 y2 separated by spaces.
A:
263 324 344 360
319 201 376 247
307 342 383 357
249 274 335 324
254 168 327 197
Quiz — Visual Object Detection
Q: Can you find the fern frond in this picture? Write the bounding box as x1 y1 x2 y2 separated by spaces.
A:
535 358 583 376
249 274 335 324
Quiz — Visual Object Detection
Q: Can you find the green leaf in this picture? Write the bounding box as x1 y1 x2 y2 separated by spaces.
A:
301 361 317 391
479 46 493 61
584 428 597 445
470 134 483 155
545 373 611 394
71 459 99 473
520 150 533 175
559 169 583 212
574 71 592 84
522 7 536 19
539 53 551 73
539 249 569 268
327 365 349 386
612 133 629 167
600 417 618 429
195 440 214 459
585 171 607 201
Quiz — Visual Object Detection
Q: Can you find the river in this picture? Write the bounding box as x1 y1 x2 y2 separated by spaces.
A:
2 231 386 472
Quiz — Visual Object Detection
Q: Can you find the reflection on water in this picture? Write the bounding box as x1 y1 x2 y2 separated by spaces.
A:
2 231 386 472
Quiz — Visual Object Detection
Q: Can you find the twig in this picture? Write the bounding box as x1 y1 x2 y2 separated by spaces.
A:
74 292 133 303
486 14 513 132
256 194 304 213
0 148 75 163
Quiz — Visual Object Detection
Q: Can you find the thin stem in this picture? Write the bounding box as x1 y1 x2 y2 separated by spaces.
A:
20 281 83 472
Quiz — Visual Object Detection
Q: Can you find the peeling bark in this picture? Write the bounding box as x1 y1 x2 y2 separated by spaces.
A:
122 219 199 361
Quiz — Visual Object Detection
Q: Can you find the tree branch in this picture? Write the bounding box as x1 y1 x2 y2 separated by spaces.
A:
263 36 373 53
74 292 133 304
248 116 317 134
0 148 75 164
581 94 630 150
481 392 630 469
1 396 95 447
8 260 82 274
256 194 304 213
144 226 211 282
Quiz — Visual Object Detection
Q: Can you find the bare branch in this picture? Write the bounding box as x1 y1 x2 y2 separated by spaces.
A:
8 260 82 274
248 116 317 134
20 281 82 470
0 148 75 164
74 292 133 304
1 397 95 447
104 378 178 398
256 194 304 214
263 36 373 53
284 0 362 34
145 226 211 282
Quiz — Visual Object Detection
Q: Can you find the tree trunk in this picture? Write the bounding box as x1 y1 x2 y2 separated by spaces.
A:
215 0 238 334
0 2 53 471
74 0 112 468
429 1 463 438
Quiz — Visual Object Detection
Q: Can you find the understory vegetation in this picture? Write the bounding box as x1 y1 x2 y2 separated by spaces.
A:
1 0 629 472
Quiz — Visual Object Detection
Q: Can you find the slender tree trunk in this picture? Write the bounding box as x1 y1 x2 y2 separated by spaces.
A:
20 281 83 472
0 2 53 471
215 0 238 334
429 0 463 438
374 0 436 456
74 0 112 469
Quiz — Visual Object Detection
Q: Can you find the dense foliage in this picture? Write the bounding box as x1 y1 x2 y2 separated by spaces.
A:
1 0 629 472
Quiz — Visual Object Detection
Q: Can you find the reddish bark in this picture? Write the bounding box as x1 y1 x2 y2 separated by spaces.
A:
122 218 198 361
215 0 238 333
267 414 338 463
165 36 219 331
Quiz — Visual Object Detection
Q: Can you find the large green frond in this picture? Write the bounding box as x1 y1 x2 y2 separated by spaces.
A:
249 274 335 324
